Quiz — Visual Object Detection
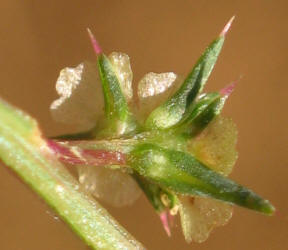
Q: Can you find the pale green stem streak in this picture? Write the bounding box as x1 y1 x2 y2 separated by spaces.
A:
0 99 144 250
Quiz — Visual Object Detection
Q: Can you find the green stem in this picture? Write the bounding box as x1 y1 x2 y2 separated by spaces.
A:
0 99 144 250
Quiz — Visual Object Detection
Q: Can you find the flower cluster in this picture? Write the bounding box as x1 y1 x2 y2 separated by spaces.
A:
49 17 274 243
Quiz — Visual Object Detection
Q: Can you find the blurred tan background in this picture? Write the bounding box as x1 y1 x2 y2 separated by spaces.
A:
0 0 287 249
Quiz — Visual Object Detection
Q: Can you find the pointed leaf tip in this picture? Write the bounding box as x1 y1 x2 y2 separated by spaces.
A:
260 200 275 216
87 28 102 55
145 27 226 130
220 81 237 97
220 16 235 37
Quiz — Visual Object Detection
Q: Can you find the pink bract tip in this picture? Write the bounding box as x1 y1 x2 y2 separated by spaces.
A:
220 16 235 37
87 28 102 55
159 212 171 237
220 81 237 97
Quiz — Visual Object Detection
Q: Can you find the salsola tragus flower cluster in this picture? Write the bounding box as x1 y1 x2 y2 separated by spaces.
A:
49 17 274 243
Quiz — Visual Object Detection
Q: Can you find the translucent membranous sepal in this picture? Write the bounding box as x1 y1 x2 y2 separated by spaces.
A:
49 138 142 207
136 72 178 120
179 116 237 242
189 116 238 176
145 25 228 130
109 52 133 102
78 165 142 207
137 72 177 98
179 196 233 243
128 143 274 215
50 62 104 130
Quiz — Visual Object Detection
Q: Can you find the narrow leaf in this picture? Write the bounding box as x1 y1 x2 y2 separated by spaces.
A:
145 24 229 130
129 144 274 215
88 30 137 136
146 37 224 129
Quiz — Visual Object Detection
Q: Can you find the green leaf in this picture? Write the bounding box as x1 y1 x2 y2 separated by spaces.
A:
0 99 144 250
129 144 274 215
145 36 225 130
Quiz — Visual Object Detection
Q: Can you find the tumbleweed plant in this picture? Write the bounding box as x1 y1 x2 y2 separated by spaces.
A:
0 17 274 249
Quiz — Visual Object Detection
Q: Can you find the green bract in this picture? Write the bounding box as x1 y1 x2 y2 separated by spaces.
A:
145 36 224 130
129 143 273 214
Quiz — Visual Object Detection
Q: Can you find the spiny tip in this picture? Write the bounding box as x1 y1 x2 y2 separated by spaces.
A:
220 16 235 37
87 28 102 55
220 81 237 97
159 212 171 237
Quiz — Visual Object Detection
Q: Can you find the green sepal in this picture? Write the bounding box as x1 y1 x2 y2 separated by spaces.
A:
174 92 227 136
176 92 220 126
98 54 129 120
145 36 224 130
133 174 166 212
97 54 138 137
188 95 226 136
129 144 274 215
